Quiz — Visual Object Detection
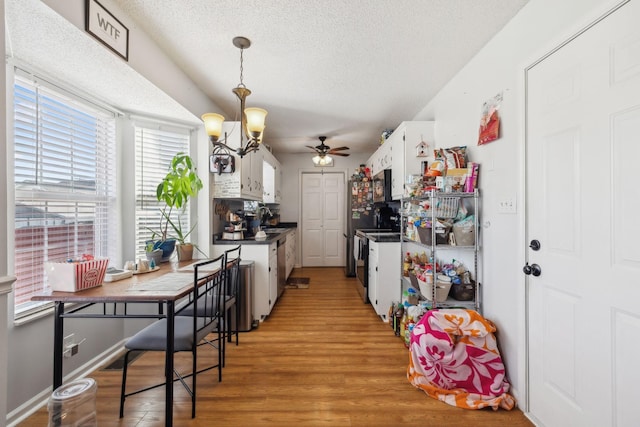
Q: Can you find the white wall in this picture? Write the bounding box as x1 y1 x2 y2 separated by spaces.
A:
275 152 370 224
413 0 619 406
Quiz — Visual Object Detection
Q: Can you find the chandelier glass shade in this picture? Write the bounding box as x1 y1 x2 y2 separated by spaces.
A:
202 37 267 158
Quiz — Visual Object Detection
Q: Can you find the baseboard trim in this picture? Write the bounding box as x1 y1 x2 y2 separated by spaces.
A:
6 339 127 427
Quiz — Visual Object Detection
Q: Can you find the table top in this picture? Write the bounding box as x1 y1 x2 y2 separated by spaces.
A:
32 260 218 303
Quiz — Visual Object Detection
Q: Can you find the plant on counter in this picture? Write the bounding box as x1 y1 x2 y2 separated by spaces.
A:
147 152 204 262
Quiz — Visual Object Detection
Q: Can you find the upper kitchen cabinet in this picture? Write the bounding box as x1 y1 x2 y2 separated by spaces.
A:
262 149 282 204
368 139 392 176
211 121 264 201
390 121 434 200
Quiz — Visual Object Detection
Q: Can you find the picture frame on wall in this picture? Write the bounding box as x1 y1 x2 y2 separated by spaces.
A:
85 0 129 61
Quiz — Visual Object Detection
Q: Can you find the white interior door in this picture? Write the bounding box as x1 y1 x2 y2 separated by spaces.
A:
525 2 640 426
301 172 345 266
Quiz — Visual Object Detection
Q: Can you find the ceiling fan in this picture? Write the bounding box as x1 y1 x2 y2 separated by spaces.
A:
306 136 350 158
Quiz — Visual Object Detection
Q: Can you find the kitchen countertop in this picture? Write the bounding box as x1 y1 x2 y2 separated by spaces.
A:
360 231 401 243
213 224 297 245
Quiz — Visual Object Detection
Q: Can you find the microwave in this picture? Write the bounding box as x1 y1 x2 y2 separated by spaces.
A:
372 169 392 203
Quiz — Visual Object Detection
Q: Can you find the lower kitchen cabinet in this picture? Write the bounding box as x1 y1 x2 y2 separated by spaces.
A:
285 230 296 278
368 240 401 321
213 242 278 321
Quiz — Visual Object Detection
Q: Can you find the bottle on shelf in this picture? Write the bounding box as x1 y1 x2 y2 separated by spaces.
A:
403 252 412 277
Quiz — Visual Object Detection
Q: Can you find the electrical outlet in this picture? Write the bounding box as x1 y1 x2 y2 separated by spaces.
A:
63 333 75 348
63 333 76 358
498 198 517 214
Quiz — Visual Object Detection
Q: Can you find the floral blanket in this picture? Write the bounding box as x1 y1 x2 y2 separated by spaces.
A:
407 309 515 410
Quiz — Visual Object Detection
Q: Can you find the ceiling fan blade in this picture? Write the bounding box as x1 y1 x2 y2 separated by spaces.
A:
305 145 320 152
330 152 350 157
329 146 349 151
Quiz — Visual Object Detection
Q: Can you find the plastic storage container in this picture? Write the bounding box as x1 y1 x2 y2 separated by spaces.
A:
48 378 97 426
417 274 452 302
452 221 475 246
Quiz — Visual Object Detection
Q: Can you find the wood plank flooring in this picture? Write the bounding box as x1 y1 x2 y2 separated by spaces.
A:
19 267 533 426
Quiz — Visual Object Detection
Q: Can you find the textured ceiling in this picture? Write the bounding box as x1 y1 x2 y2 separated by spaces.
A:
7 0 529 155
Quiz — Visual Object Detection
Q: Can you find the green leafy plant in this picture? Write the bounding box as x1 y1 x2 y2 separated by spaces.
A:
149 152 203 245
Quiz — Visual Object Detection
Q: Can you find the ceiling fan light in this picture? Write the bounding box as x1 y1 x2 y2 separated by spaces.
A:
201 113 225 141
245 107 268 139
312 154 333 166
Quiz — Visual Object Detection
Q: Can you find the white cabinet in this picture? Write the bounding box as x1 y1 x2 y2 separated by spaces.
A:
368 240 401 321
268 243 278 312
262 149 282 204
376 141 392 174
285 230 296 278
367 140 392 177
390 121 435 200
211 121 264 201
366 147 378 176
212 242 278 321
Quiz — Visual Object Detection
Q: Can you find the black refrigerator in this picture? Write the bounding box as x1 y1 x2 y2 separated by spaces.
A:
344 179 376 277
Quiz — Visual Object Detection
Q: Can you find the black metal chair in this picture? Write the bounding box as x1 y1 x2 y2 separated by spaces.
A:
178 246 241 373
119 255 225 419
222 245 242 348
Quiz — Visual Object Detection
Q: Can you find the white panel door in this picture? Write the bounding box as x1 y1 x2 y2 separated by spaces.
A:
301 174 324 266
526 2 640 426
322 173 345 265
301 172 345 267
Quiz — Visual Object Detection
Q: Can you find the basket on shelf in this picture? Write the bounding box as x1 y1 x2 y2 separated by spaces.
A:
417 276 451 302
452 221 475 246
450 280 475 301
416 224 451 245
423 197 459 219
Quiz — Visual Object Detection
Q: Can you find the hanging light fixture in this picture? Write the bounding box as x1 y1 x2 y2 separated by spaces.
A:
202 36 267 158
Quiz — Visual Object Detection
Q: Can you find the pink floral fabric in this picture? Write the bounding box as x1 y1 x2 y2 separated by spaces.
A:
407 309 515 410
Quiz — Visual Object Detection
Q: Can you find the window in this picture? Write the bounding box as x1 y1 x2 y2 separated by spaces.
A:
134 125 190 260
13 73 117 315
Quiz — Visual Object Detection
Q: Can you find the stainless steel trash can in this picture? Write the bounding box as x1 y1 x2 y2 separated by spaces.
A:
232 260 255 332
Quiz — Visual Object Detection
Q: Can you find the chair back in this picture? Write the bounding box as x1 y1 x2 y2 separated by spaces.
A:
192 255 225 332
223 246 241 298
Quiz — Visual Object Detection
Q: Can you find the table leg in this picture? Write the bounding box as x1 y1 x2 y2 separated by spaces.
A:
165 301 175 427
53 302 64 388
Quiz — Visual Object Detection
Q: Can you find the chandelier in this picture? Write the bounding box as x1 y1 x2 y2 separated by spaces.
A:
202 37 267 158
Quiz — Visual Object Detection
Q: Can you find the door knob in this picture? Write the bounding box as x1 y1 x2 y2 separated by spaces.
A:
523 263 542 276
529 239 541 251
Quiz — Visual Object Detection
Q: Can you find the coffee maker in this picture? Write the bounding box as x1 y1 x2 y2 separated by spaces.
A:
374 205 400 231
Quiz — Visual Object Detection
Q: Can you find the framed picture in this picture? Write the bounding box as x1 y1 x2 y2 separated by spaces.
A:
85 0 129 61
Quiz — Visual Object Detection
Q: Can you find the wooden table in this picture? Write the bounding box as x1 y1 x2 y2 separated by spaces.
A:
32 262 199 427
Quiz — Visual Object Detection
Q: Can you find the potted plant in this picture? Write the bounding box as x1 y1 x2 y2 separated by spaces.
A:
148 152 204 262
145 242 163 267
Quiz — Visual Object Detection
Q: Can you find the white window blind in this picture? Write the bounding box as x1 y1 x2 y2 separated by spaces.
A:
13 74 117 314
134 126 190 260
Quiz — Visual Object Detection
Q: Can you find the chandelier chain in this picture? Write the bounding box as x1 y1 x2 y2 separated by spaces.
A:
238 47 246 88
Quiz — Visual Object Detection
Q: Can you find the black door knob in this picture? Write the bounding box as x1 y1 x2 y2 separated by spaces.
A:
529 240 541 251
523 263 542 276
530 264 542 276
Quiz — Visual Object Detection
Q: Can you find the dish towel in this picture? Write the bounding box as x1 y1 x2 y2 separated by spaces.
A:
407 308 515 410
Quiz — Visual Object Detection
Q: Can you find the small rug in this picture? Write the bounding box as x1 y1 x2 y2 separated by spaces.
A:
101 350 145 370
286 277 310 289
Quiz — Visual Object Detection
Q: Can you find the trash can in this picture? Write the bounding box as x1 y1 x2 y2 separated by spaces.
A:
231 260 255 332
48 378 97 427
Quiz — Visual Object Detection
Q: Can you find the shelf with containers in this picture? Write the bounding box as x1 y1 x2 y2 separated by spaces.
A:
400 189 480 312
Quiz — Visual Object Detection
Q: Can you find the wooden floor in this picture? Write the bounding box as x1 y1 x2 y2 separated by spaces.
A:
19 267 533 426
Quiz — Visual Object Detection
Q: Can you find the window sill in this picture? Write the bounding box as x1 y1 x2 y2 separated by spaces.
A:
14 302 55 326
